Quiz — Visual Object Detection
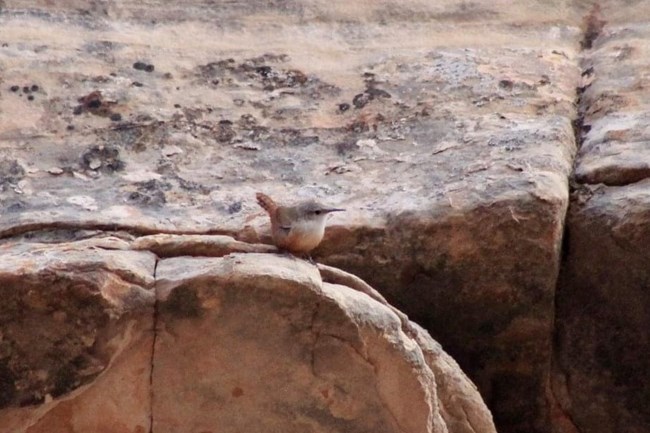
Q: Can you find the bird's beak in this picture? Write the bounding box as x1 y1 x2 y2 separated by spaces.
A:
324 208 345 213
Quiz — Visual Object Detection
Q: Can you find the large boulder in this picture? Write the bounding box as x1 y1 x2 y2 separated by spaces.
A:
0 236 496 433
154 252 496 433
0 237 155 432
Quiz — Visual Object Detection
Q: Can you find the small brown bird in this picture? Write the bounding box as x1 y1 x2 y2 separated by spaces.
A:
256 192 345 254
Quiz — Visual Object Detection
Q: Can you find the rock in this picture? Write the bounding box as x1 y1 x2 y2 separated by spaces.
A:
4 1 648 433
0 238 495 433
154 253 496 433
553 15 650 433
555 181 650 433
0 240 156 432
131 233 277 257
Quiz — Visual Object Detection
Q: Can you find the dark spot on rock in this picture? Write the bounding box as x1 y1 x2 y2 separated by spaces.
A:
338 103 350 112
163 286 201 318
176 177 210 194
0 363 16 407
581 4 606 50
52 364 78 398
80 145 125 173
133 61 147 70
109 113 122 122
9 85 19 92
6 201 26 212
19 394 44 407
211 79 219 86
30 84 39 92
0 159 26 185
215 121 236 143
539 75 550 85
277 128 319 147
365 87 391 99
78 90 103 110
256 65 272 77
238 114 257 128
499 79 514 90
336 141 356 156
73 106 83 115
352 93 372 109
27 95 34 101
174 104 181 108
144 64 155 73
132 81 143 87
285 69 308 86
163 72 173 79
127 179 170 206
67 125 75 131
228 201 242 214
22 86 30 93
346 120 370 133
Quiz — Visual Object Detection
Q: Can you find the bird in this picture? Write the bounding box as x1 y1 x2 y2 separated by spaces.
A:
256 192 345 255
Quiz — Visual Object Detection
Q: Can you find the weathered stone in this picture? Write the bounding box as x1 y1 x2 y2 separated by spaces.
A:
0 240 156 432
574 25 650 186
131 233 277 257
154 253 496 433
555 181 650 433
5 1 641 433
553 13 650 433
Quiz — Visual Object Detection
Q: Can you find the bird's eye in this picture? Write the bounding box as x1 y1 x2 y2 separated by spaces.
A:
314 210 322 215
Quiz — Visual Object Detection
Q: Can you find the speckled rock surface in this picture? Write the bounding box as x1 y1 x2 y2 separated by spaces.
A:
3 1 648 433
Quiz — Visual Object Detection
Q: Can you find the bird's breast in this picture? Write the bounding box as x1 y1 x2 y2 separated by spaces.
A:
276 218 326 253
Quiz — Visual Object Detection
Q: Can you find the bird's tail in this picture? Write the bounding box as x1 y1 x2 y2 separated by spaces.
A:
256 192 277 215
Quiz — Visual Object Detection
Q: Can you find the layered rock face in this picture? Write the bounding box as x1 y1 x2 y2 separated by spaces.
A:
0 1 648 433
0 236 496 433
553 8 650 433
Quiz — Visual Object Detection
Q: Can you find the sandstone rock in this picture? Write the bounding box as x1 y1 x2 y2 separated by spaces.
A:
2 2 638 433
154 253 496 433
553 12 650 433
0 239 156 432
555 181 650 433
0 235 495 432
131 233 277 257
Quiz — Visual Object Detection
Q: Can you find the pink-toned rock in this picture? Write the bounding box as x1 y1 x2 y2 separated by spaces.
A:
131 233 276 257
154 253 496 433
0 240 156 432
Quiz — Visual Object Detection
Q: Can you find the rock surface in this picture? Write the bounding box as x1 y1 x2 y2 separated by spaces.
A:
0 236 496 433
0 237 155 432
154 253 495 433
1 1 649 433
553 7 650 433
